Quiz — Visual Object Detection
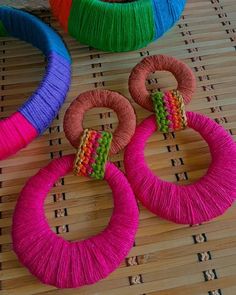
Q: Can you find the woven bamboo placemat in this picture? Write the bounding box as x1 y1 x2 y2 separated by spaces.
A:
0 1 48 9
1 1 236 294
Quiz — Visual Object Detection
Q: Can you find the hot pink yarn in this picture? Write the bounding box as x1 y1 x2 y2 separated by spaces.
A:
0 112 37 160
124 112 236 225
12 155 139 288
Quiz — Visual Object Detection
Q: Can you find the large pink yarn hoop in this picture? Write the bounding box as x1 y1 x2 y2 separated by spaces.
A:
124 112 236 225
12 155 139 288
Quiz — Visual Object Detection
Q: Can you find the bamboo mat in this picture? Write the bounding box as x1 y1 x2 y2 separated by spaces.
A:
1 0 236 294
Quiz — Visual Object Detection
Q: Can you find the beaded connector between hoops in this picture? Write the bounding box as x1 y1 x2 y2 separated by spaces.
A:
74 129 112 179
152 89 187 133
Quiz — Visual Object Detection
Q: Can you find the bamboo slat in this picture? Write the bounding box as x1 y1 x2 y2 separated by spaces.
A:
1 0 236 294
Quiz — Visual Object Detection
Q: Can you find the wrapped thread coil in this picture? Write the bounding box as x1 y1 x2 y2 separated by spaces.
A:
0 6 71 160
12 155 139 288
50 0 186 52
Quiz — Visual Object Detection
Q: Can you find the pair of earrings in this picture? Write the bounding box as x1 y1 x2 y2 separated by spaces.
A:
126 54 236 225
12 55 236 288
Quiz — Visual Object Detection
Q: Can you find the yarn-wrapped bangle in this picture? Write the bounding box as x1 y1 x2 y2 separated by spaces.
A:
49 0 186 52
125 55 236 225
12 155 139 288
0 6 71 160
12 89 138 288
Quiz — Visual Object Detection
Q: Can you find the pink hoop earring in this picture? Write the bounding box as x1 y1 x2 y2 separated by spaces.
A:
125 55 236 225
12 90 138 288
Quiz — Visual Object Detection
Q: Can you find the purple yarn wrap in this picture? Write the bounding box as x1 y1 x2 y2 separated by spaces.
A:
19 52 71 134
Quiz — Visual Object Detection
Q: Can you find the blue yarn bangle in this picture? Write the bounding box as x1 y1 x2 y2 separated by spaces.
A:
152 0 186 40
0 6 71 134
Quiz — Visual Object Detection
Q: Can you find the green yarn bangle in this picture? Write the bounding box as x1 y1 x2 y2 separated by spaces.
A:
0 20 8 36
68 0 155 52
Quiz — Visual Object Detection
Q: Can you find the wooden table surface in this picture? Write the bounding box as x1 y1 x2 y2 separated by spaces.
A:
1 1 236 294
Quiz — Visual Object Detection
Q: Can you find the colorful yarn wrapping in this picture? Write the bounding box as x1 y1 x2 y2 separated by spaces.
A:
129 55 196 111
152 90 187 133
74 129 113 179
124 113 236 225
0 6 71 160
12 155 139 288
64 89 136 155
0 20 7 36
50 0 186 52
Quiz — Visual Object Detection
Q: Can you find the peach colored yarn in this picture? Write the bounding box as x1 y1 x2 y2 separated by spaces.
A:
129 54 196 112
64 89 136 155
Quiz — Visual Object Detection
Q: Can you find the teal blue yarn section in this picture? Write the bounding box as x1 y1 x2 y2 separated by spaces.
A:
0 6 71 62
152 0 186 40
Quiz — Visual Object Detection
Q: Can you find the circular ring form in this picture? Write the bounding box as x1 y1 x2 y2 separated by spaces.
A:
129 55 196 112
124 112 236 224
49 0 186 52
63 89 136 155
12 155 139 288
0 6 71 160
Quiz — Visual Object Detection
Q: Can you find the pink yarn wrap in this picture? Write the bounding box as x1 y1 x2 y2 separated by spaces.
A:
129 55 196 112
124 112 236 224
0 112 37 160
12 155 139 288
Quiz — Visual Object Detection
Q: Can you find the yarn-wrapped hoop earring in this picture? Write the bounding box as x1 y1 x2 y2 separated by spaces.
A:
64 89 136 154
0 6 71 160
12 89 138 288
49 0 186 52
125 55 236 225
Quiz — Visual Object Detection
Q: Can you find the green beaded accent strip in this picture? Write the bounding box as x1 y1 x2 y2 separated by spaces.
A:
74 129 112 180
152 89 188 133
91 131 113 180
0 21 8 37
152 91 170 133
